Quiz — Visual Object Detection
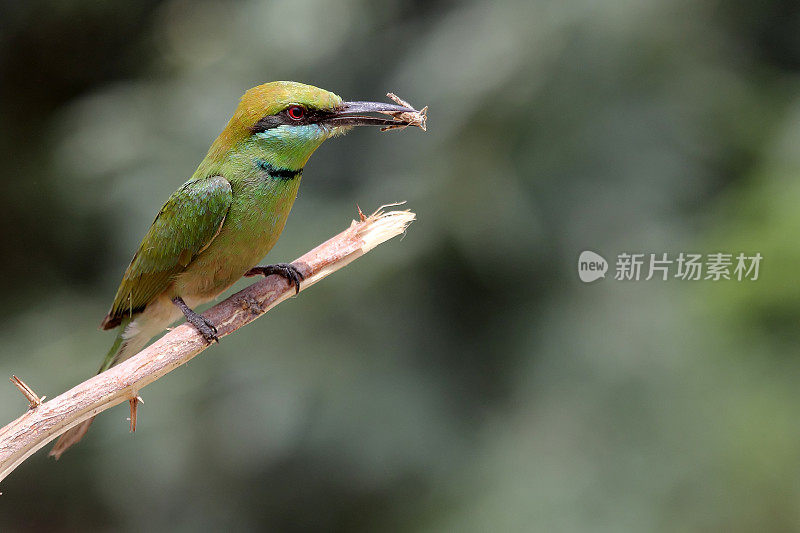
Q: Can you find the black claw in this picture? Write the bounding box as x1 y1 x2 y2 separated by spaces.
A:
245 263 305 294
172 297 219 344
192 315 218 344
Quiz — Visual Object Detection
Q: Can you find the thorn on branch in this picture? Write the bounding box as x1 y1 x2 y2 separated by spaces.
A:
128 395 143 432
10 376 45 410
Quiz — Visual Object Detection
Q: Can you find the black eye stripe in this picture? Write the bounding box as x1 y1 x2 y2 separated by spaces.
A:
250 107 336 133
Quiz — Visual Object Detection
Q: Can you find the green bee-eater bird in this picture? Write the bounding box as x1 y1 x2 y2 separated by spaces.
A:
51 81 422 457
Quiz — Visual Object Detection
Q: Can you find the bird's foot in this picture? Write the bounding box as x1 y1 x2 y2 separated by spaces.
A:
245 263 305 294
188 314 218 344
171 297 219 344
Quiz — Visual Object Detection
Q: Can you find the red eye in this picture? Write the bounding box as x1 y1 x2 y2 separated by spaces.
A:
287 105 305 120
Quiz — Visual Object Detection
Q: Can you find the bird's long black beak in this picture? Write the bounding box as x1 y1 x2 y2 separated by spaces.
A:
324 101 418 128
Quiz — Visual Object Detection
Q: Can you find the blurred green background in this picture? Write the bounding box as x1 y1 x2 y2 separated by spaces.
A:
2 0 800 531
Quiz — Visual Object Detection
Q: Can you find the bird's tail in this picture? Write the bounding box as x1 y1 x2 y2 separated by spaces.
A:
50 296 183 458
50 318 135 459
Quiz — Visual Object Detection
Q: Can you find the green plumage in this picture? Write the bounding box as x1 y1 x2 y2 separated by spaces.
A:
102 177 232 328
51 80 421 458
99 83 341 331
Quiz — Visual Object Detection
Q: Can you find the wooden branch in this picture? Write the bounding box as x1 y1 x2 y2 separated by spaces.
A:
0 205 415 484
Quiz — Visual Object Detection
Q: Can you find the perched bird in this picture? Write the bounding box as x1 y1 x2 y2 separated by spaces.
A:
51 81 423 457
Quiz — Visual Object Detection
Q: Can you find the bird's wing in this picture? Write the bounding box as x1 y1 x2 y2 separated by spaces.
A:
101 176 233 329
